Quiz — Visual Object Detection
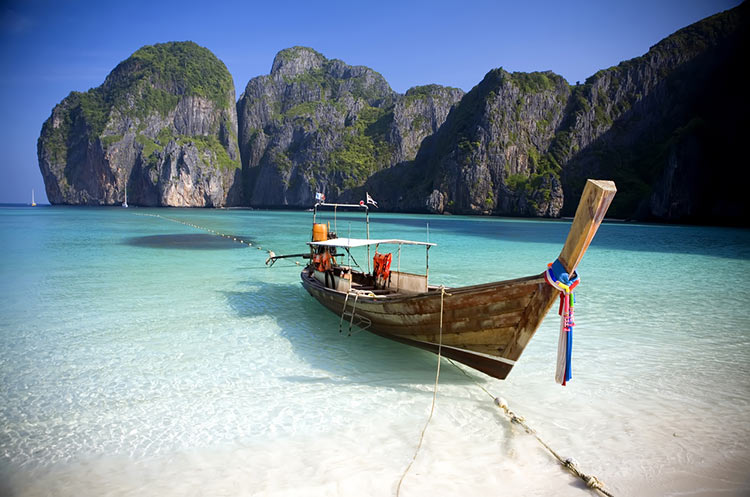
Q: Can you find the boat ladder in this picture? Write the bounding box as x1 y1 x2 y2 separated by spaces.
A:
338 289 373 336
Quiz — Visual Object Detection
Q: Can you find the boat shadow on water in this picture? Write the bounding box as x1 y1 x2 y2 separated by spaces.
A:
222 279 483 389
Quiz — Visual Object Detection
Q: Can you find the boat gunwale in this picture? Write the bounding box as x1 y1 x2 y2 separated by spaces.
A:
300 267 546 305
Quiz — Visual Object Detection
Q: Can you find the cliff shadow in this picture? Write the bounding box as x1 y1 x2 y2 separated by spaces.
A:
128 155 161 206
560 25 750 225
226 167 244 206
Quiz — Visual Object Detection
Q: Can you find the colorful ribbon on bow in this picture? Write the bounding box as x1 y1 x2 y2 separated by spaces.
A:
544 259 580 386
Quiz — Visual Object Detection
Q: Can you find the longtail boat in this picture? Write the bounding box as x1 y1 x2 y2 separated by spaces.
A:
268 180 616 380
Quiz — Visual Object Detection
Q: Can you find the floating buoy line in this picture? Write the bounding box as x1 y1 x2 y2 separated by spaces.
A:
133 213 303 267
134 212 613 496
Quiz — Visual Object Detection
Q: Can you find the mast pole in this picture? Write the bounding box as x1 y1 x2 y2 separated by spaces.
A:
426 246 430 283
397 244 402 290
366 206 370 274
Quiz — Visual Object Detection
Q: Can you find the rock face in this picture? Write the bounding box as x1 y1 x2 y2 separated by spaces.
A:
365 69 570 216
38 41 241 207
237 47 463 206
388 85 467 165
37 4 749 223
552 2 750 222
361 2 748 221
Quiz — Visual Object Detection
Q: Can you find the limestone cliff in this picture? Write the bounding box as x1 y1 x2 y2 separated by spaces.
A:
364 69 569 216
38 41 241 207
361 2 749 222
37 3 748 223
553 2 749 222
388 85 467 165
237 47 463 206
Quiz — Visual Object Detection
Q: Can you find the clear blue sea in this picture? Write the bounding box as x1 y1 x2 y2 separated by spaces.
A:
1 206 749 496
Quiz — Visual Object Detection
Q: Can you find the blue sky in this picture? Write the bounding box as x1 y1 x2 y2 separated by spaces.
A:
0 0 740 204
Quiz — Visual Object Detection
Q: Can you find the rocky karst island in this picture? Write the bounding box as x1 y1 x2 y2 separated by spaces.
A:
38 2 749 224
38 42 241 208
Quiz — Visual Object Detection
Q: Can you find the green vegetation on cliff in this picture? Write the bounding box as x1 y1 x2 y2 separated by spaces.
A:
276 46 324 63
509 71 556 93
278 47 392 105
61 42 233 138
134 127 240 171
126 42 233 108
330 105 394 189
181 135 241 171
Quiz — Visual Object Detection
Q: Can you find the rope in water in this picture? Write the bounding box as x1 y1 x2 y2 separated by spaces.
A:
395 286 446 497
446 359 615 497
133 213 303 266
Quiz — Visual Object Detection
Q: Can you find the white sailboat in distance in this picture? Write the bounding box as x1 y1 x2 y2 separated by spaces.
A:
31 189 36 207
122 187 128 208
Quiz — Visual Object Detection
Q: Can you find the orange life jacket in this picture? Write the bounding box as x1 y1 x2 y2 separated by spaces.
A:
315 251 334 272
373 252 392 280
322 251 333 271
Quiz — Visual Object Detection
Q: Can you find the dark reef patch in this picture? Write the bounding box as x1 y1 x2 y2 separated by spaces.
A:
125 233 251 250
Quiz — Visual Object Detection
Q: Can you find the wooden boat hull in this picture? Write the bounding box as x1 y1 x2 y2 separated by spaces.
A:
301 270 558 379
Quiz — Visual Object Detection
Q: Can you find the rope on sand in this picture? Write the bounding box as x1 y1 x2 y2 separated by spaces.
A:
396 286 446 497
447 359 615 497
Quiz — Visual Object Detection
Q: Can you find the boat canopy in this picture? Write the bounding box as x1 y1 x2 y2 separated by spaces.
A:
308 237 436 248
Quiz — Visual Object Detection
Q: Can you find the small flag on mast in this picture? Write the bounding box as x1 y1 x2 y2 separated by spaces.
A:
366 192 378 208
315 192 325 202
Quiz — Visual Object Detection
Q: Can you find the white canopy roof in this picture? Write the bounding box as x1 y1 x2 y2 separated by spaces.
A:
308 237 436 248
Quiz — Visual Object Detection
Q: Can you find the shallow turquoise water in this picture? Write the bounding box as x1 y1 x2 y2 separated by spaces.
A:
1 206 749 496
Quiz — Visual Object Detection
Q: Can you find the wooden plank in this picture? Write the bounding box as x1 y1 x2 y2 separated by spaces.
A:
404 326 516 348
464 344 507 356
359 310 523 335
359 294 531 322
558 179 617 273
503 283 557 361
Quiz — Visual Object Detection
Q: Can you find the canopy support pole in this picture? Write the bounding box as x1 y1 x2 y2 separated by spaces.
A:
366 209 371 274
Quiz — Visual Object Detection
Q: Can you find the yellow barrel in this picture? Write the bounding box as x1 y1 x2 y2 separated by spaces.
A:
312 223 328 241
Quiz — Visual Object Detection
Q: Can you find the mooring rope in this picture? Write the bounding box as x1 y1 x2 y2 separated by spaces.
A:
396 286 446 497
446 358 615 497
